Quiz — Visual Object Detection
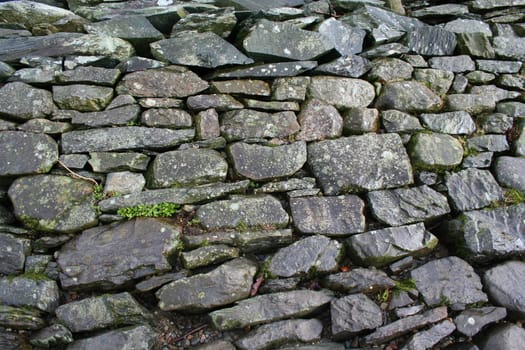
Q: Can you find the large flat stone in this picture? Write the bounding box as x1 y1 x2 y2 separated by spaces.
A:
220 109 299 141
65 325 157 350
53 85 113 112
375 81 442 113
0 233 30 275
308 76 375 109
445 169 503 211
331 294 383 339
484 261 525 319
0 83 54 121
0 276 59 313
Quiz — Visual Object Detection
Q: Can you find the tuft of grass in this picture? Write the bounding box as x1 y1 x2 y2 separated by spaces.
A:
504 188 525 205
393 278 417 295
117 203 180 219
376 289 391 303
92 184 105 201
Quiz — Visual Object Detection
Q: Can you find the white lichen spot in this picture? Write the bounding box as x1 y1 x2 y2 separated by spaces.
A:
283 48 291 55
160 227 166 233
230 203 240 211
381 151 395 160
467 317 476 325
157 0 173 5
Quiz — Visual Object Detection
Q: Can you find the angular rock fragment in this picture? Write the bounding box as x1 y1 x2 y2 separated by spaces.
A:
470 85 520 103
0 82 54 120
484 261 525 319
406 26 457 56
429 55 475 73
331 294 383 339
457 33 495 59
180 244 239 270
368 57 413 82
295 98 343 141
57 66 121 86
341 4 423 32
381 110 423 133
241 99 299 112
53 84 113 112
375 81 442 113
322 267 395 293
314 55 371 78
211 79 270 96
141 108 192 129
420 111 476 134
493 36 525 60
171 7 237 38
467 135 509 152
494 156 525 192
446 94 495 115
0 233 30 275
412 4 468 18
29 324 73 349
0 276 59 313
0 304 45 330
318 18 365 56
71 105 140 128
454 307 507 337
65 325 157 350
212 61 318 79
401 320 456 350
445 169 503 211
308 76 375 109
187 94 243 112
89 152 150 173
220 109 299 141
409 133 463 170
414 68 454 95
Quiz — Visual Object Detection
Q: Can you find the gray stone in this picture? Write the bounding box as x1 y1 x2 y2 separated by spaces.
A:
444 19 492 36
455 307 507 337
98 181 249 213
0 131 58 176
322 267 395 294
375 81 442 113
414 68 454 96
466 135 509 152
496 101 525 118
445 169 503 211
457 33 495 59
0 233 30 275
429 55 475 73
181 244 239 270
148 149 227 188
308 133 413 195
401 320 456 350
314 55 371 78
66 325 157 350
57 66 121 86
420 111 476 134
347 223 438 267
318 18 365 56
471 0 525 9
412 4 468 17
343 107 380 134
290 196 365 236
0 205 14 224
308 76 375 109
212 79 270 97
228 141 306 181
277 344 345 350
331 294 383 339
8 175 97 234
370 23 405 44
243 19 333 61
152 32 253 68
381 110 424 133
0 276 59 313
254 178 316 194
341 4 423 33
451 74 469 93
471 86 521 103
484 261 525 319
187 94 243 112
156 258 256 312
117 57 166 73
209 290 333 330
241 99 300 112
0 304 45 330
18 119 72 134
89 152 150 173
364 307 448 345
493 36 525 60
409 133 463 170
220 109 299 141
56 292 149 333
195 109 220 140
141 108 192 129
196 195 289 230
494 156 525 192
368 57 413 82
463 152 493 169
466 71 496 84
9 66 58 84
116 66 208 98
56 218 181 290
236 319 322 350
406 26 457 56
171 8 237 38
498 74 525 91
477 60 522 73
212 61 318 79
268 235 342 278
104 171 145 195
411 256 488 307
0 82 54 121
71 105 140 128
476 324 525 350
368 185 450 226
61 127 195 153
53 84 113 112
30 324 73 348
0 61 15 82
296 99 343 141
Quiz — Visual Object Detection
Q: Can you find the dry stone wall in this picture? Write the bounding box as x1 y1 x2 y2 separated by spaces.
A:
0 0 525 349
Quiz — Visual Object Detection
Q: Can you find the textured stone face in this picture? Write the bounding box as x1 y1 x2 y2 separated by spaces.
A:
375 81 442 112
331 294 383 339
53 84 113 112
308 76 375 109
0 82 54 121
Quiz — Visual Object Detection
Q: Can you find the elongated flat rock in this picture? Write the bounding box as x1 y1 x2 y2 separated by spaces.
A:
308 76 375 109
0 82 54 121
375 81 442 113
220 109 299 141
65 325 157 350
0 276 59 313
484 261 525 319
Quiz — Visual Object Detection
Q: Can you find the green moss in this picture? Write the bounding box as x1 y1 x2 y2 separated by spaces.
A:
92 184 105 201
235 220 249 232
504 188 525 205
7 271 51 283
393 278 417 295
376 289 391 303
117 203 180 219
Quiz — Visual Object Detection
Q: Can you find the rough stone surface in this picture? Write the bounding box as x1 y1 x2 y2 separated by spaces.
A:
484 261 525 319
295 98 343 141
318 18 365 56
314 55 371 78
454 307 507 337
0 276 59 313
409 132 464 170
406 26 457 56
331 294 383 339
220 109 299 141
419 111 476 135
308 76 375 109
322 267 395 294
88 152 150 172
375 81 442 113
476 324 525 350
368 57 413 82
446 94 496 115
0 233 30 275
53 84 113 112
29 324 73 348
445 169 503 211
429 55 475 73
180 244 239 270
494 156 525 192
65 325 157 350
0 82 54 121
401 320 456 350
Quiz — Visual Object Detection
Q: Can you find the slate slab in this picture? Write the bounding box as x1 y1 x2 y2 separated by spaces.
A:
445 169 503 211
484 261 525 319
494 156 525 192
429 55 475 73
29 324 73 349
409 132 463 170
454 307 507 337
180 244 239 270
0 276 59 313
308 76 375 109
318 18 365 56
322 267 395 294
65 325 157 350
0 233 30 275
220 109 299 141
0 82 54 121
71 105 140 128
295 98 343 141
375 81 442 113
331 294 383 339
419 111 476 134
406 26 457 56
314 55 371 78
211 61 318 79
53 84 113 112
88 152 150 172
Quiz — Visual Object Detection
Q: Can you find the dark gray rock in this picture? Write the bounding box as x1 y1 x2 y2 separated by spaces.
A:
290 195 365 236
477 60 522 73
8 175 98 234
446 94 496 115
414 68 454 95
56 292 149 332
187 94 243 112
0 305 45 330
209 290 333 330
56 218 181 290
401 320 456 350
277 344 345 350
0 82 54 121
210 0 304 11
314 55 371 78
347 223 438 267
0 131 58 176
212 79 270 97
236 319 322 350
220 109 299 141
412 4 468 17
493 36 525 60
211 61 318 79
341 4 423 33
463 152 493 169
171 8 237 38
65 325 157 350
18 118 72 135
322 267 395 293
243 19 334 61
445 169 503 211
420 111 476 134
429 55 475 73
466 135 509 152
362 42 410 58
254 178 316 194
0 233 30 275
457 33 495 59
455 307 507 337
117 56 166 73
71 105 140 128
484 261 525 318
308 133 413 195
229 141 306 181
61 127 195 153
181 244 239 270
308 76 375 109
494 156 525 192
409 133 464 170
0 276 59 313
368 57 413 82
331 294 383 339
0 205 14 224
318 18 365 56
148 148 227 188
30 324 73 348
53 84 113 112
375 81 442 113
444 19 491 36
0 61 15 82
367 185 450 226
296 98 343 141
467 71 495 84
381 110 424 133
152 32 253 68
196 195 289 230
241 99 300 112
89 152 150 173
57 66 121 86
156 258 256 312
406 26 457 56
476 324 525 350
496 101 525 118
268 235 342 278
471 86 520 103
364 307 448 345
141 108 192 129
411 257 488 306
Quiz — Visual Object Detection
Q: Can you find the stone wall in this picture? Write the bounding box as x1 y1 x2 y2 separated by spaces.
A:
0 0 525 349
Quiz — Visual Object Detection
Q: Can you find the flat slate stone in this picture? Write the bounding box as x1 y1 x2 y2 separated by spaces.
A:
56 292 149 333
29 324 73 348
331 294 383 339
243 19 334 61
455 307 507 337
220 109 299 141
411 256 488 306
209 290 333 330
409 132 464 170
57 66 121 86
89 152 150 173
429 55 475 73
367 57 413 82
148 148 227 188
296 98 343 141
308 76 375 109
414 68 454 95
401 320 456 350
308 133 413 195
0 304 46 331
71 105 140 128
268 235 342 278
8 175 98 234
341 4 423 33
151 32 253 68
0 82 54 121
406 26 457 56
56 218 181 290
187 94 243 112
228 141 307 181
196 195 289 230
471 85 520 103
322 267 395 293
496 101 525 118
412 4 468 17
314 55 371 78
477 60 522 73
318 18 365 56
493 36 525 60
457 33 495 59
484 261 525 319
0 233 30 275
180 244 239 270
367 185 450 226
61 127 195 153
211 79 270 96
375 81 442 113
290 195 365 236
141 108 192 129
156 258 257 312
420 111 476 134
236 319 322 350
381 110 423 133
494 156 525 192
0 131 58 176
53 84 113 112
0 276 59 313
445 169 503 211
65 325 157 350
477 324 525 350
467 135 509 152
471 0 525 9
347 223 438 267
211 61 318 79
18 119 72 135
446 94 495 115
